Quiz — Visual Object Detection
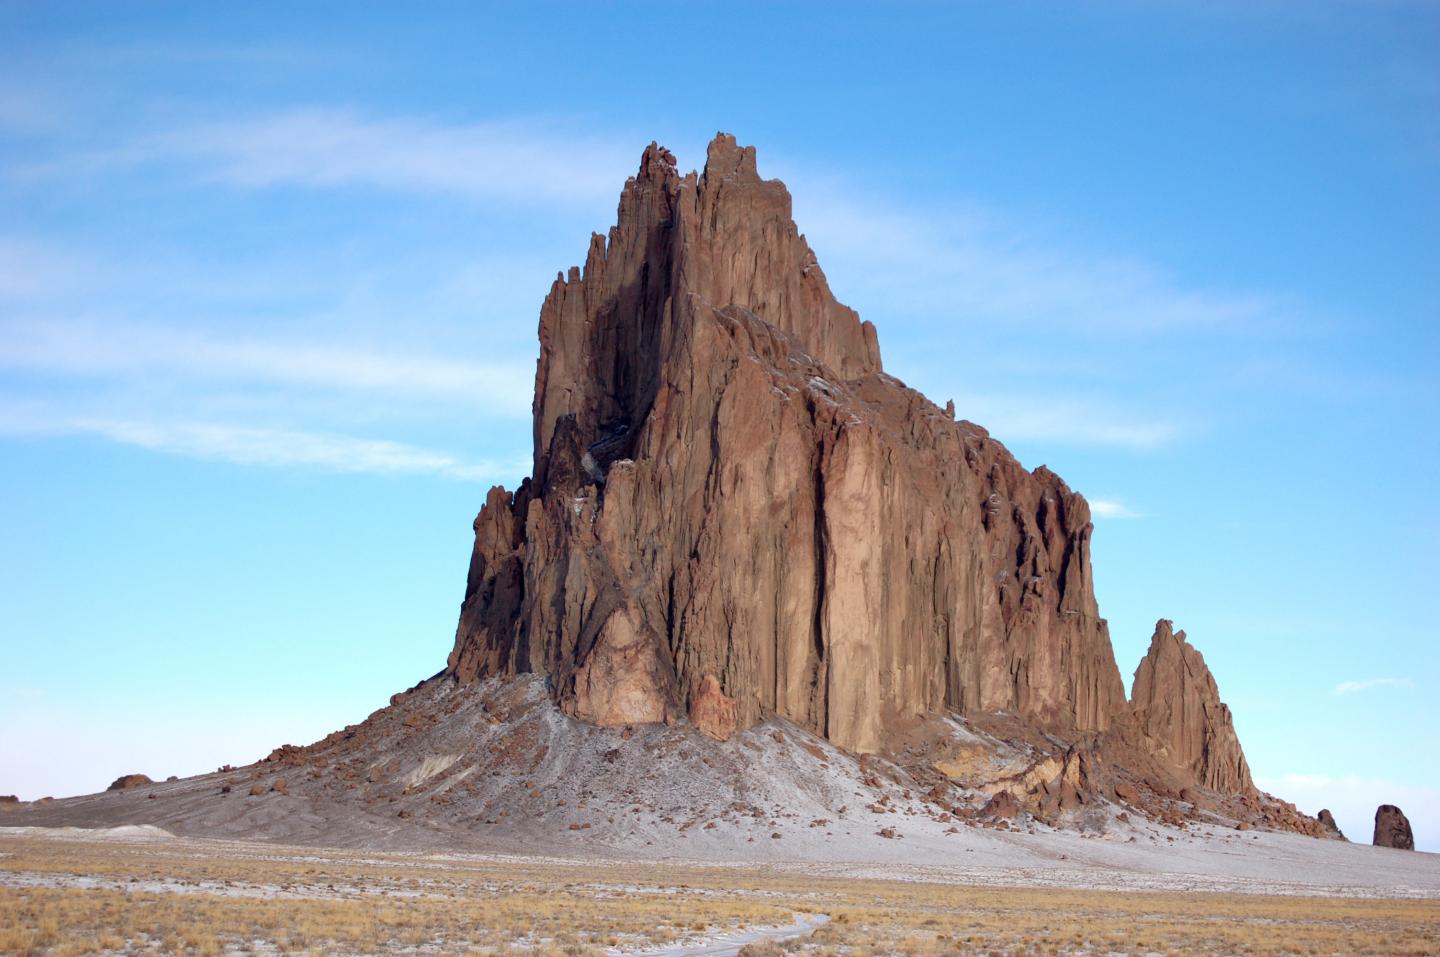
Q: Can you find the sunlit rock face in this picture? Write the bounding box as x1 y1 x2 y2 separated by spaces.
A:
1113 619 1254 795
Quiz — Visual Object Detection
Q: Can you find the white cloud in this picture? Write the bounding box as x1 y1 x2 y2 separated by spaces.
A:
0 318 534 416
1332 677 1415 696
1090 498 1141 519
0 237 87 300
0 405 525 482
952 391 1180 449
52 109 637 207
785 172 1285 336
1256 772 1438 853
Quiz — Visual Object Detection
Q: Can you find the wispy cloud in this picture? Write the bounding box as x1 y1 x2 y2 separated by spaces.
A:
0 408 523 482
0 318 534 415
785 175 1287 336
1332 677 1415 696
1090 498 1141 519
953 391 1180 449
0 237 87 300
43 109 636 206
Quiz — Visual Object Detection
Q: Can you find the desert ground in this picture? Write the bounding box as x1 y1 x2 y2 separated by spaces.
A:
2 826 1437 957
4 675 1439 954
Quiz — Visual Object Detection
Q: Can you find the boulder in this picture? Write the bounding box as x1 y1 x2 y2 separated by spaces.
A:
982 790 1021 820
1373 805 1414 850
106 774 153 791
1317 808 1347 841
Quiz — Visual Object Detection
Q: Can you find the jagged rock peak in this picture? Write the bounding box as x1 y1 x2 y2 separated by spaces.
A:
1125 620 1254 795
449 134 1126 753
530 132 881 488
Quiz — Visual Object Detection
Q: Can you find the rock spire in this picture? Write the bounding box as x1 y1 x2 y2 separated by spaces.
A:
1116 620 1254 794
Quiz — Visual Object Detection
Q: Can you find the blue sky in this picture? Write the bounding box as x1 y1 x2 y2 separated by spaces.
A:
1 2 1436 849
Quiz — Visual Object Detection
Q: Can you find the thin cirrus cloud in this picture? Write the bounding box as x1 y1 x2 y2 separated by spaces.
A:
0 318 535 416
0 405 524 483
5 109 1281 464
0 314 535 482
1331 677 1415 696
1089 499 1141 520
0 236 88 301
785 174 1286 336
949 391 1180 450
79 419 522 481
35 106 1287 337
52 108 638 207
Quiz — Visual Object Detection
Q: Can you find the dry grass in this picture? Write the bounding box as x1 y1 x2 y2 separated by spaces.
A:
1 834 1436 956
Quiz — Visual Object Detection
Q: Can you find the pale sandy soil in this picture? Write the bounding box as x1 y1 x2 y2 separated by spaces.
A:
2 830 1437 956
3 677 1438 901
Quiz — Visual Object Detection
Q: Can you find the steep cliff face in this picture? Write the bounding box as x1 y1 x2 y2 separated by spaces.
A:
450 133 1128 752
1116 620 1254 794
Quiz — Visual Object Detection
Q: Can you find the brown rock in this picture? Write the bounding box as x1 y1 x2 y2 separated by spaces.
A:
1114 782 1140 804
446 133 1124 752
688 674 738 741
0 795 17 804
982 789 1021 821
248 784 266 797
106 774 153 791
1180 787 1215 810
1373 805 1414 850
1317 808 1347 841
265 745 306 767
1113 620 1253 795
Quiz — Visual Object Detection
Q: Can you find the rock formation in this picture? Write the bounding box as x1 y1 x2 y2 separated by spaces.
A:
448 133 1124 754
1373 805 1414 850
1111 620 1253 795
1317 808 1347 841
0 139 1333 848
106 774 153 791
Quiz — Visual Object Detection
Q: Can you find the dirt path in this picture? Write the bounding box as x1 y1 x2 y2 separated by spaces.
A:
610 914 830 957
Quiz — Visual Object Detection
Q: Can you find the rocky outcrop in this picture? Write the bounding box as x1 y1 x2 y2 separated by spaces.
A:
688 674 739 741
106 774 153 791
447 134 1125 753
1317 808 1347 841
1373 805 1414 850
1111 620 1253 795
